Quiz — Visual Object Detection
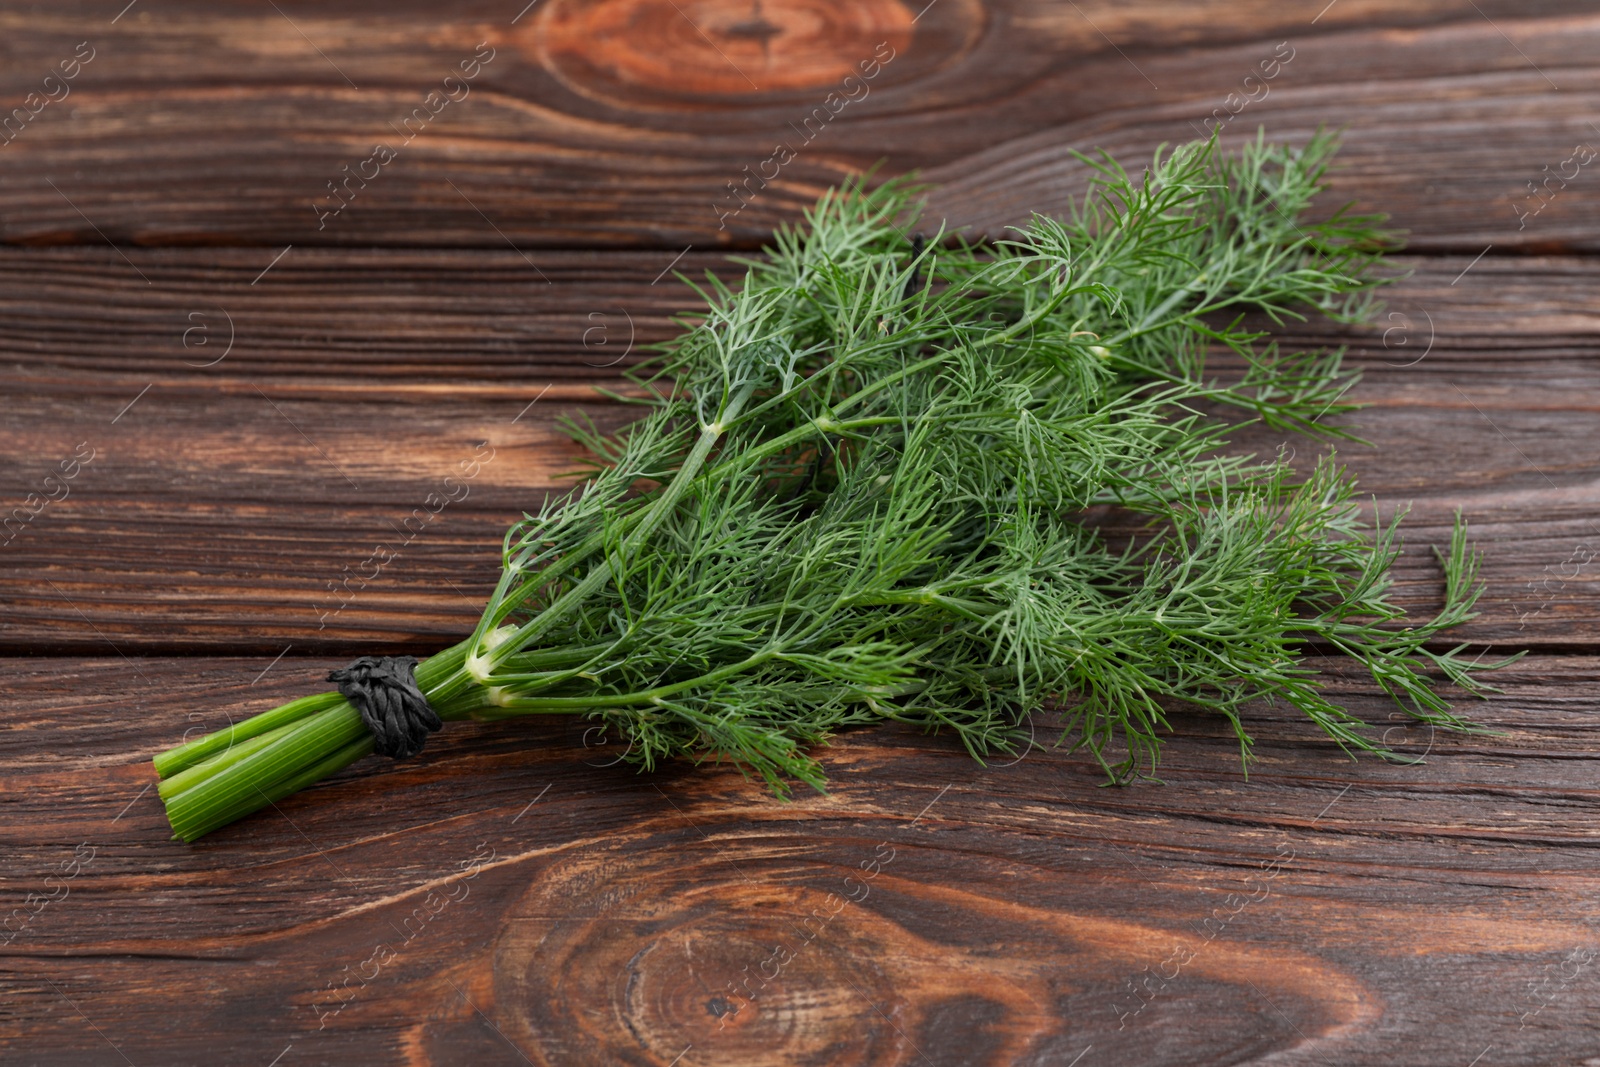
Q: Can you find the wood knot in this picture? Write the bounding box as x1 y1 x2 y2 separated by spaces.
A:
486 835 970 1062
531 0 918 101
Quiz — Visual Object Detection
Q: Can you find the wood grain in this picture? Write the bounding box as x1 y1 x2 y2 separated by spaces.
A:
3 655 1598 1065
0 4 1596 248
4 249 1600 651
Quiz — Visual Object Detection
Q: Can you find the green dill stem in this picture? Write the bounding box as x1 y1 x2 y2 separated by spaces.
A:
974 274 1081 350
171 736 376 843
496 641 625 673
156 636 489 840
863 588 993 621
467 327 966 643
476 382 758 678
831 351 950 418
156 720 303 801
153 690 344 779
697 414 899 480
162 703 371 841
801 280 1079 424
254 737 376 811
473 648 780 718
477 411 908 641
410 636 486 714
460 565 522 674
161 631 636 836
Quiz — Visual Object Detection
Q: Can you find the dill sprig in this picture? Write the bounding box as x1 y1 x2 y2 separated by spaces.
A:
152 130 1518 841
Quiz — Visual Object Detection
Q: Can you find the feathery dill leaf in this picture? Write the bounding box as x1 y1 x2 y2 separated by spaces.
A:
152 130 1518 840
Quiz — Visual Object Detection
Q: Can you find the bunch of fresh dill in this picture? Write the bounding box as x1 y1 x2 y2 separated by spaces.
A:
152 131 1513 841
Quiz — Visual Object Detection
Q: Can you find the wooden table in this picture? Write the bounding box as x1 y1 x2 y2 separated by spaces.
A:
4 2 1599 1063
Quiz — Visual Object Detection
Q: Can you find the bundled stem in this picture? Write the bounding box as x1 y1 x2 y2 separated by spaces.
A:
154 130 1519 841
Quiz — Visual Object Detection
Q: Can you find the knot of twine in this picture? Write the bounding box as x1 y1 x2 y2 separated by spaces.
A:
327 655 441 759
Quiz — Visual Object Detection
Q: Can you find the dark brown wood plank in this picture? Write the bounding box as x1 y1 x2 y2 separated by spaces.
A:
0 4 1596 248
4 247 1600 651
0 245 715 383
2 653 1597 1065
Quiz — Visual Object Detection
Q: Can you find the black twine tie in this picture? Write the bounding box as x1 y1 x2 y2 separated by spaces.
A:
328 655 441 759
